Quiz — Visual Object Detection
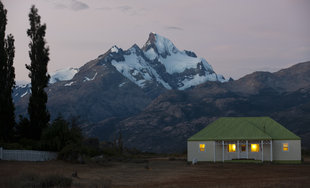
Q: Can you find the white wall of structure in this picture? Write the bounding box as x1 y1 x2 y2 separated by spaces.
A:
188 140 301 162
187 141 215 162
0 147 57 161
272 140 301 161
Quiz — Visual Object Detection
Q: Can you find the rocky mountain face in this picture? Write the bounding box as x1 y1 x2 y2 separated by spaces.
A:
14 32 226 122
87 62 310 153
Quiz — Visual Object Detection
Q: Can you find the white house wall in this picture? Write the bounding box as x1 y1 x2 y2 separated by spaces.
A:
187 141 215 162
188 140 300 162
273 140 301 161
188 141 274 162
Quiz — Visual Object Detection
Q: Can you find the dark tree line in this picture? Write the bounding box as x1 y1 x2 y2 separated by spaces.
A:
0 1 50 142
0 2 98 160
0 1 15 141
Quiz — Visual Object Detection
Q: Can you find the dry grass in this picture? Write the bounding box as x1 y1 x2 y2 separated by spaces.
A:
0 158 310 188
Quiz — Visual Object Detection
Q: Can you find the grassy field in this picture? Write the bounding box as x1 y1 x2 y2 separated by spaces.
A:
0 157 310 188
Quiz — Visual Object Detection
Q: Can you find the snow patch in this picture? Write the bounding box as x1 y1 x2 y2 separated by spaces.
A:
111 45 119 53
160 53 213 74
111 51 152 88
154 34 179 55
16 83 31 89
111 50 171 89
64 81 75 86
84 72 97 82
118 82 127 87
16 80 29 86
217 74 227 83
144 33 215 75
178 73 218 90
21 92 28 98
148 66 172 89
132 69 139 76
50 68 79 84
144 48 157 60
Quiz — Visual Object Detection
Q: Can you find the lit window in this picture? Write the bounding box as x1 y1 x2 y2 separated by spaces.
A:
251 144 259 152
199 144 205 152
241 145 246 152
228 144 236 152
283 143 289 151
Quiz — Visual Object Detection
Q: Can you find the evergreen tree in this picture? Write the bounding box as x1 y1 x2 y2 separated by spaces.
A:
0 1 15 141
26 5 50 140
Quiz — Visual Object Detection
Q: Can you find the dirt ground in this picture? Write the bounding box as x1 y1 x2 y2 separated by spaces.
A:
0 157 310 188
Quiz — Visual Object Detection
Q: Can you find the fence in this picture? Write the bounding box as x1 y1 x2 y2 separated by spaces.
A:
0 147 57 161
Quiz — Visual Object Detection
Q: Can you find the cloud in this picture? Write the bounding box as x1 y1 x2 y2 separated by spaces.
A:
117 5 132 12
53 0 89 11
96 6 112 11
95 4 146 16
71 0 89 11
165 26 183 31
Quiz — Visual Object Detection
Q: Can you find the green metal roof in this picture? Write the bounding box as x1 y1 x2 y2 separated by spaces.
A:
188 117 300 141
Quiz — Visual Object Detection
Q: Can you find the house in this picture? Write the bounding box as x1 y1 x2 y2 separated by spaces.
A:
187 117 301 163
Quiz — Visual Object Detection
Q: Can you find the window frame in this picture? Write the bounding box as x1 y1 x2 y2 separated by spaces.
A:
282 143 289 152
199 143 206 152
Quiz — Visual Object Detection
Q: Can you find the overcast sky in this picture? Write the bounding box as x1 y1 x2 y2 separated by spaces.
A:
3 0 310 82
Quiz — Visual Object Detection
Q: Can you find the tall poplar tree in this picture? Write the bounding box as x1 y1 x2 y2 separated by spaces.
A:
0 1 16 141
26 5 50 140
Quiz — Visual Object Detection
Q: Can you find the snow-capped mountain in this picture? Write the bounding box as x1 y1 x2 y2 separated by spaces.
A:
14 32 227 122
103 32 226 90
50 68 79 84
13 68 79 102
14 33 225 98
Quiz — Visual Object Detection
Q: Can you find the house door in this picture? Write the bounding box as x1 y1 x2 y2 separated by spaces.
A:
239 144 247 158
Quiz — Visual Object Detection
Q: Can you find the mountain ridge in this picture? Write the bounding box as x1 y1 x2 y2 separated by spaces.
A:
86 61 310 153
12 33 310 153
14 32 226 122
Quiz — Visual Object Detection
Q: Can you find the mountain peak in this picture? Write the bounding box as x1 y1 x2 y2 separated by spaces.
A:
142 32 178 57
142 32 156 51
97 32 227 90
110 45 120 53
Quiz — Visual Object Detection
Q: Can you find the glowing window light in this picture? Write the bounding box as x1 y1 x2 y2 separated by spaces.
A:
251 144 259 152
283 143 289 151
199 144 205 152
228 144 236 152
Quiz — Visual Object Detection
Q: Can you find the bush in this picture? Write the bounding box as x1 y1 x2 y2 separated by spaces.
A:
58 141 102 163
58 143 84 163
19 138 42 150
40 175 72 187
0 142 24 150
41 116 71 151
41 116 83 152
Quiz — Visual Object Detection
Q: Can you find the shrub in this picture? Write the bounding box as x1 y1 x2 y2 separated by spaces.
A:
0 141 24 149
58 143 83 163
19 174 72 188
41 116 71 151
41 115 83 152
40 175 72 187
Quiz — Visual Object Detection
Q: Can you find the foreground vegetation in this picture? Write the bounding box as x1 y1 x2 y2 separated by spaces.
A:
0 156 310 188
